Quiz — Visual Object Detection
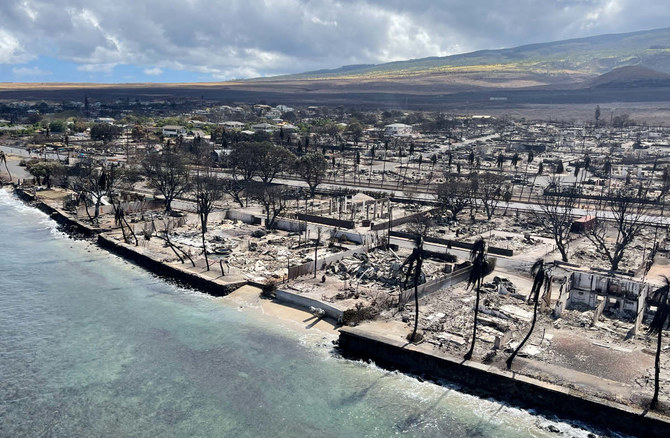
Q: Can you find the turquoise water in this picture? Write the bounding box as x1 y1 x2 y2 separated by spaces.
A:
0 189 604 437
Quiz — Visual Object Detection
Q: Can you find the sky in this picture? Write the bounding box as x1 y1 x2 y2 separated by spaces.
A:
0 0 668 83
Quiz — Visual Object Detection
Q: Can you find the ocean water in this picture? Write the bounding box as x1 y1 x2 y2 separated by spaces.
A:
0 189 609 437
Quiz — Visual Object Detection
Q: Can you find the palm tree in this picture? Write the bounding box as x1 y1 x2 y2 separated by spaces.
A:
401 241 424 343
0 151 11 181
401 218 431 343
506 259 546 369
647 277 670 410
464 238 491 360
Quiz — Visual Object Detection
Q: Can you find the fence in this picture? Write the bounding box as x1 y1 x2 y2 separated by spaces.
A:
389 230 514 257
370 208 439 231
398 265 472 305
296 213 356 229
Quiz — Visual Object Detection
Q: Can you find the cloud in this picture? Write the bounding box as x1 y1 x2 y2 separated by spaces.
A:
143 67 163 76
76 63 117 73
12 66 52 77
0 0 668 80
0 29 31 64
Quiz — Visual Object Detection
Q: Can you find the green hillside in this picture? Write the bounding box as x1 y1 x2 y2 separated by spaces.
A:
271 27 670 81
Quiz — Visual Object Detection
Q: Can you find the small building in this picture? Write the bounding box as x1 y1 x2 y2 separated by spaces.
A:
221 121 245 130
384 123 412 137
162 125 186 137
570 216 596 233
95 117 116 124
251 122 275 131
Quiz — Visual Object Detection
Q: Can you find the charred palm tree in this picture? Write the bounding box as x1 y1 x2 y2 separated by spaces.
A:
506 259 546 369
401 235 425 343
464 238 491 360
400 218 432 343
0 151 11 181
648 277 670 410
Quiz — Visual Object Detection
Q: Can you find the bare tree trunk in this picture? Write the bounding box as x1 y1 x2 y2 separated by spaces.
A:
464 282 481 360
506 295 539 369
202 229 209 271
651 325 662 409
410 257 423 342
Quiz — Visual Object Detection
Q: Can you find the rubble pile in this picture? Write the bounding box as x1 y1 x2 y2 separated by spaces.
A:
326 248 457 290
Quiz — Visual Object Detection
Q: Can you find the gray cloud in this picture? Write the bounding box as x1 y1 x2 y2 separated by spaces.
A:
0 0 668 80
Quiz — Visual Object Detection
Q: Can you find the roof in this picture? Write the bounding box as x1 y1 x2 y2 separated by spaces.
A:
163 125 184 130
351 192 375 203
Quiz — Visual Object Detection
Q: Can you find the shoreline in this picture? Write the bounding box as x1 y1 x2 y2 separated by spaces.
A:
4 184 669 436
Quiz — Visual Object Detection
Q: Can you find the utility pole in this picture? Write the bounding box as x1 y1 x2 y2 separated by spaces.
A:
314 227 322 278
387 202 393 249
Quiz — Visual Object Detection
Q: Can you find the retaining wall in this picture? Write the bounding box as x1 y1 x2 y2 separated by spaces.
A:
98 235 244 297
275 289 344 322
390 230 514 257
398 265 471 305
338 327 670 438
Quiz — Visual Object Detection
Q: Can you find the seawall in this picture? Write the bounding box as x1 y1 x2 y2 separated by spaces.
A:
97 235 245 297
338 326 670 438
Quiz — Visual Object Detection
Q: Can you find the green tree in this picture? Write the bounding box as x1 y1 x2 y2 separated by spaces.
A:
345 119 364 145
256 144 296 185
49 120 65 133
26 160 65 189
90 123 122 143
295 152 327 198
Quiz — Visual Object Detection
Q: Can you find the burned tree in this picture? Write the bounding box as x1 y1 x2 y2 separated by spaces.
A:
436 175 471 221
142 147 190 212
539 178 578 262
584 188 651 271
194 172 223 271
248 183 293 229
472 172 505 220
0 151 11 181
401 216 432 343
69 159 108 224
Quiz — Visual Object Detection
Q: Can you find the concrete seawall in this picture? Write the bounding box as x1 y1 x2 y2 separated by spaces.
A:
14 188 99 237
338 327 670 438
97 235 245 297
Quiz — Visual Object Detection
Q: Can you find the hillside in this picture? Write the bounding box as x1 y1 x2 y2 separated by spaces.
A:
269 27 670 81
590 65 670 88
5 27 670 109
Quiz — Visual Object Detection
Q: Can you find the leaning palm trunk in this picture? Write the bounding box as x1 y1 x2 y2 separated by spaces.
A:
651 325 663 409
464 279 482 361
1 152 11 182
507 260 545 369
411 257 423 342
464 238 490 361
647 278 670 410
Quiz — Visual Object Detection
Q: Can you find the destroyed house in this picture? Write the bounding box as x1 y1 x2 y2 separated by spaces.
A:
554 270 652 329
570 216 596 233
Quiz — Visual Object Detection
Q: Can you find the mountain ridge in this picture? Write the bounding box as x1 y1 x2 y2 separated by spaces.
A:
262 27 670 82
